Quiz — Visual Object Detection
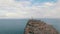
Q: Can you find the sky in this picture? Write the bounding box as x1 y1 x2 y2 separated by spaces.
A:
0 0 59 18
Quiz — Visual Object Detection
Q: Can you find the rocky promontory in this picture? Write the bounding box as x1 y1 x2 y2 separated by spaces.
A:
24 19 59 34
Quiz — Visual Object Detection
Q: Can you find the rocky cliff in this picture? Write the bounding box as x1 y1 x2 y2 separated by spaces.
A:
24 19 59 34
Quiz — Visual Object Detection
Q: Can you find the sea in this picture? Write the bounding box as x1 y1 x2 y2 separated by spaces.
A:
0 18 60 34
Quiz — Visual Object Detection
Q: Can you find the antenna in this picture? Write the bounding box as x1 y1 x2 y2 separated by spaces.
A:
29 16 33 19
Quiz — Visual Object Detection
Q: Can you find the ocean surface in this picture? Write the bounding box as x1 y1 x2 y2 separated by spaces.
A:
0 18 60 34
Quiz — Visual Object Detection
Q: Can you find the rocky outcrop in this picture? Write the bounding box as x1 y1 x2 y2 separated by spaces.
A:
24 19 59 34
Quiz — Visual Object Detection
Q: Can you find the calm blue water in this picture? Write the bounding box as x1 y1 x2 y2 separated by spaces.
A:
0 18 60 34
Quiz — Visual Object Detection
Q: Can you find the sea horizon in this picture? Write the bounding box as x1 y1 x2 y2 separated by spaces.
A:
0 18 59 34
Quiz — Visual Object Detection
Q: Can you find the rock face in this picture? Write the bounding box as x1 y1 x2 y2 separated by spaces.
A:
24 19 59 34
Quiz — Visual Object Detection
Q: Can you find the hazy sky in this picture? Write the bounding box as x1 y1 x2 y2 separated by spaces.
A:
0 0 59 18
